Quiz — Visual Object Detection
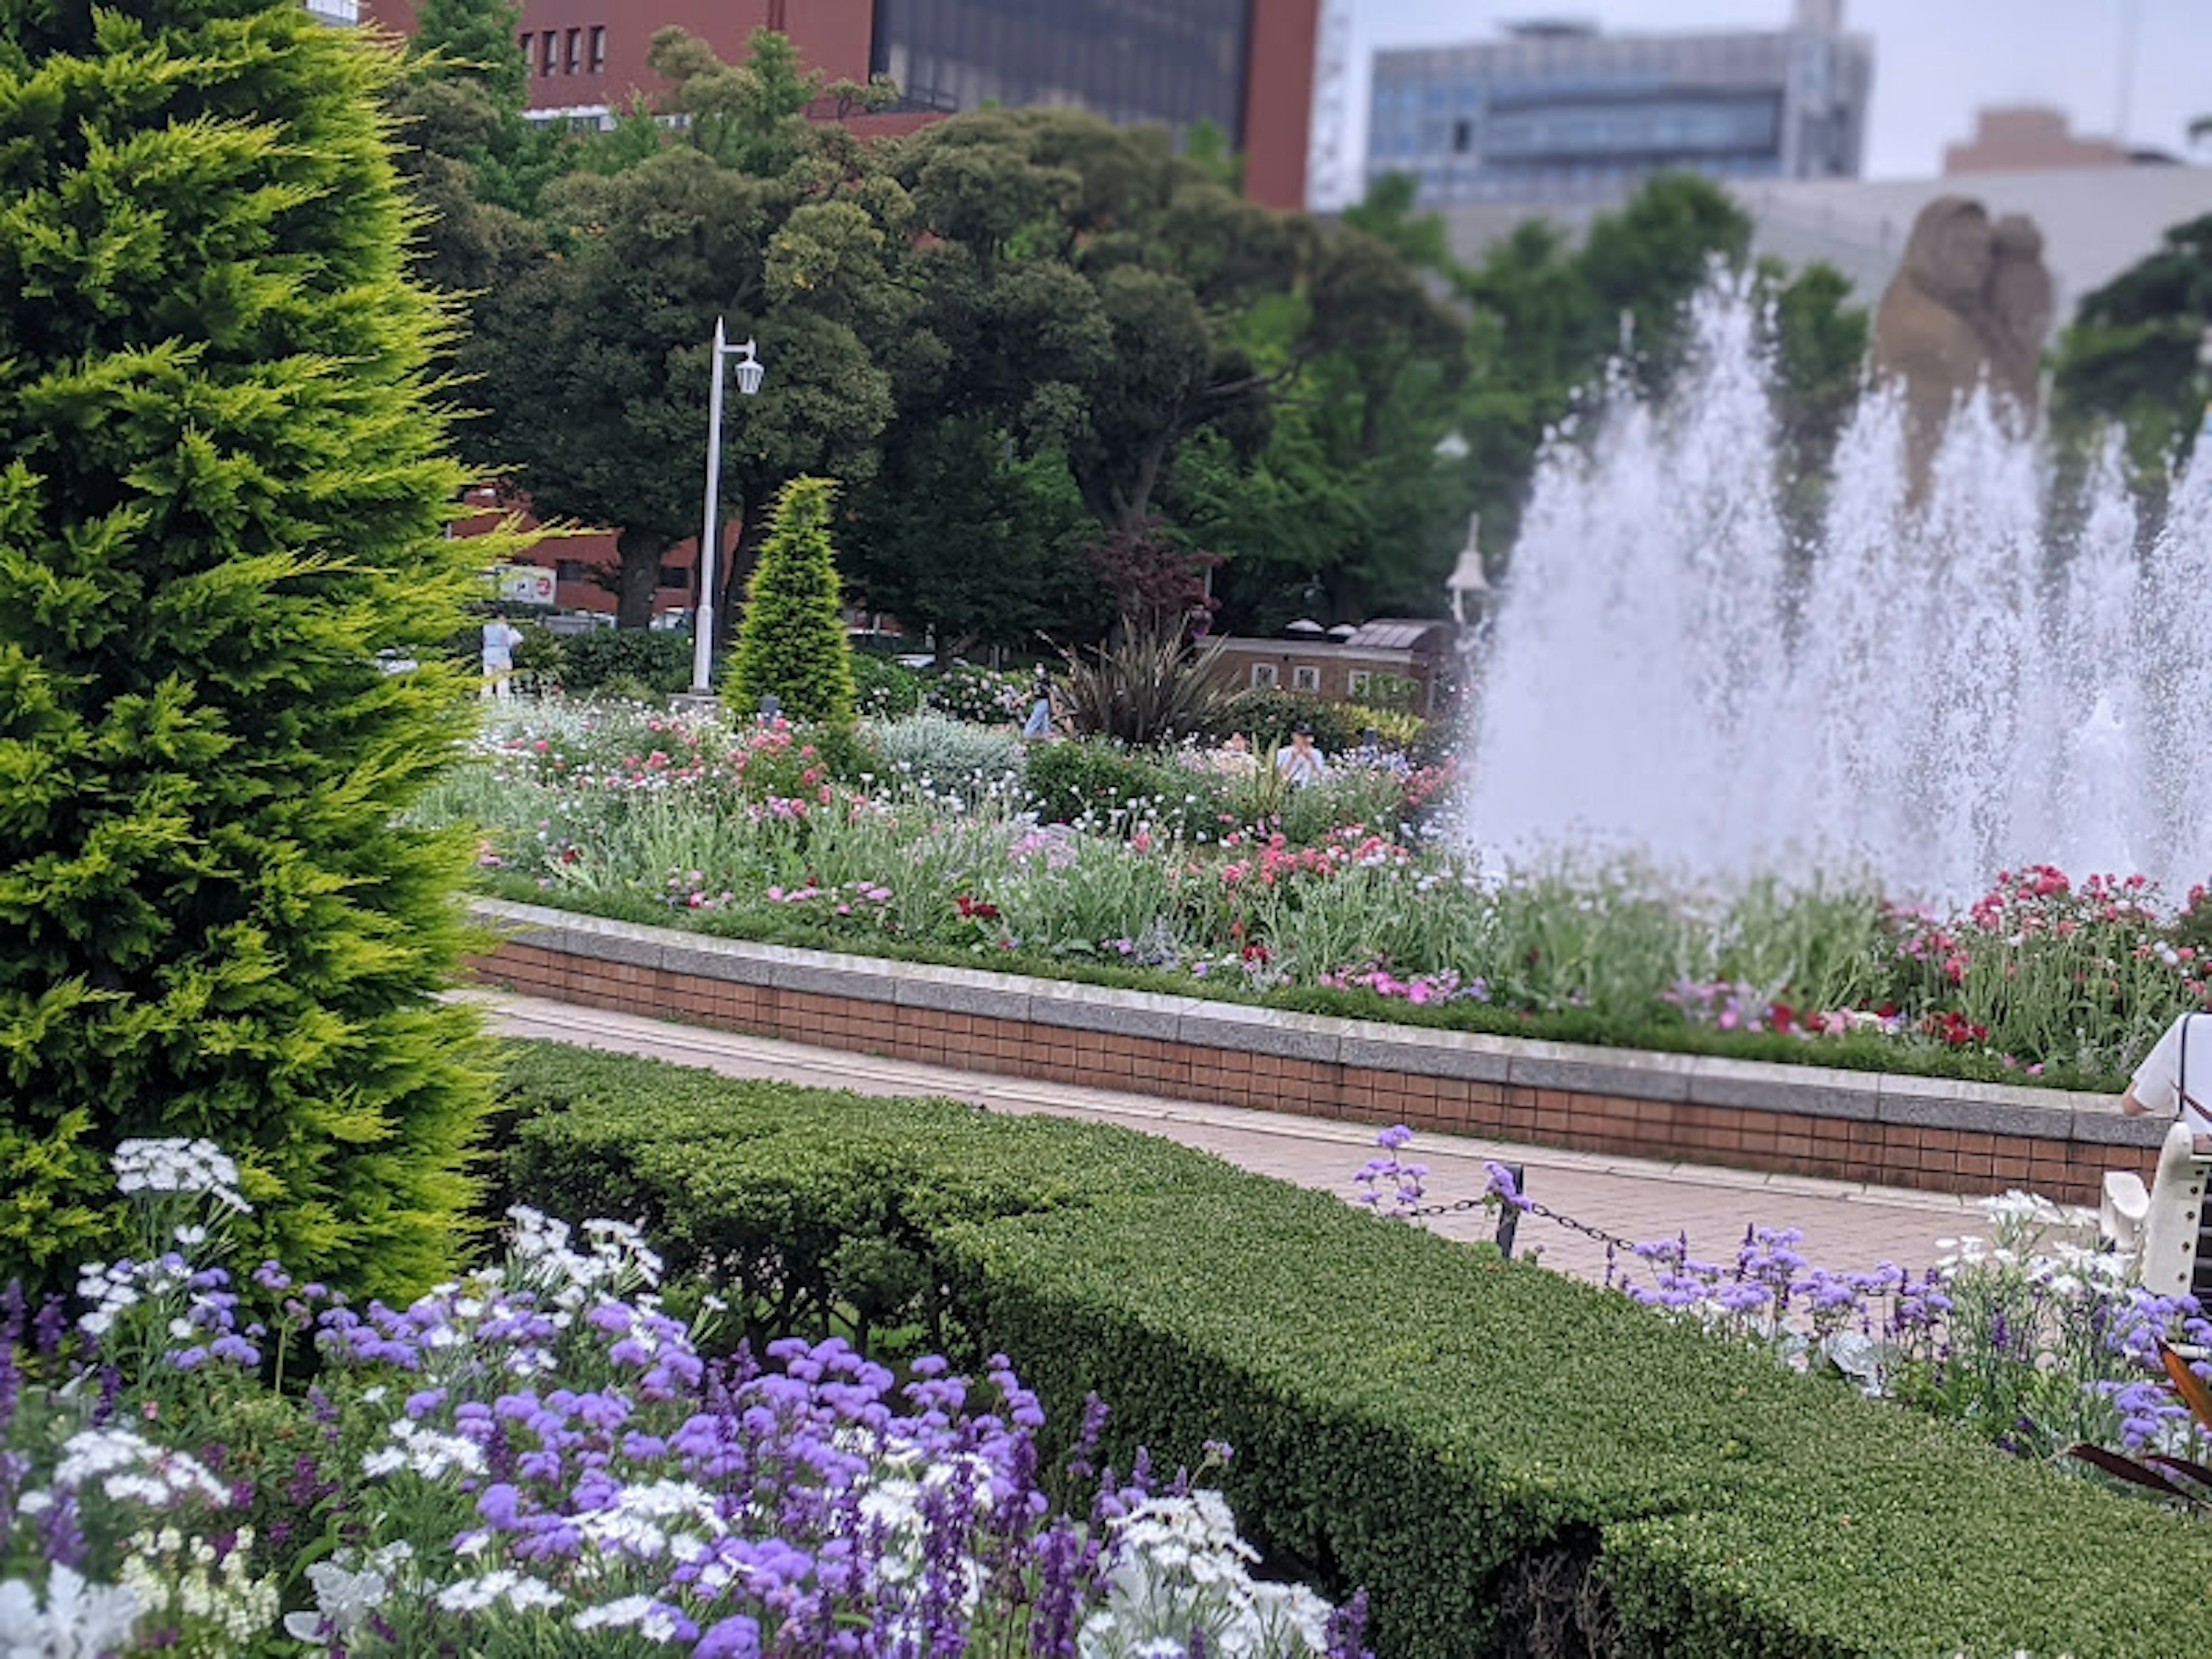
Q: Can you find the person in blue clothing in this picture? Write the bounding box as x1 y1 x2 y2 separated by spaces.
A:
1022 665 1056 741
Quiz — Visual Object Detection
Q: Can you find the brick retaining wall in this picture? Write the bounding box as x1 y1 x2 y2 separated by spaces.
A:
467 901 2163 1205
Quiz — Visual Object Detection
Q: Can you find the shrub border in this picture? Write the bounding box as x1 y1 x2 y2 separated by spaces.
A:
467 900 2161 1204
499 1043 2212 1659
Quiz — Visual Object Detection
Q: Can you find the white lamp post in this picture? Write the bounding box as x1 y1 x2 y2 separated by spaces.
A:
692 320 766 696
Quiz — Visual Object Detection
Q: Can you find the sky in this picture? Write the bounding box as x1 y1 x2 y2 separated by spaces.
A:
1347 0 2206 181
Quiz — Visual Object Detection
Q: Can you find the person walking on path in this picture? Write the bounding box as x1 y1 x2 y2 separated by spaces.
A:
480 612 524 699
1021 665 1056 742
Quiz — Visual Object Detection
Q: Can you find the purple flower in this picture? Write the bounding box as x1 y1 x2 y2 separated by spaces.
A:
696 1615 762 1658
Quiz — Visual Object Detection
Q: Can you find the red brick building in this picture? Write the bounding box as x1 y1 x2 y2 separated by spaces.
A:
362 0 1317 210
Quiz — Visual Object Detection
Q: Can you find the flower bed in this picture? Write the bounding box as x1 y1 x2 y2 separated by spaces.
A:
498 1042 2212 1659
409 700 2212 1089
1 1131 1370 1657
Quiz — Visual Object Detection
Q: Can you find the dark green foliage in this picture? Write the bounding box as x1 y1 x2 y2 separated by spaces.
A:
556 629 694 696
842 418 1098 654
725 478 857 726
0 0 495 1296
2052 212 2212 479
1021 742 1190 828
410 0 526 112
500 1044 2212 1659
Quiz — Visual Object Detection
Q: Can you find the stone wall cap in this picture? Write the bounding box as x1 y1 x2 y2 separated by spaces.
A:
1876 1070 2083 1116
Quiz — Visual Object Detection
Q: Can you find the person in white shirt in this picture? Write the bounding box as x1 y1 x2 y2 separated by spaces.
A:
2122 1012 2212 1153
1275 722 1328 787
480 612 524 699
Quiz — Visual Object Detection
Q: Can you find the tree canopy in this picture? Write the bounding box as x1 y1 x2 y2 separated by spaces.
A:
407 26 1872 645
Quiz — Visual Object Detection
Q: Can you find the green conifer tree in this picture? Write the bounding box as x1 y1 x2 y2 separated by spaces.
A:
725 478 858 726
0 0 496 1296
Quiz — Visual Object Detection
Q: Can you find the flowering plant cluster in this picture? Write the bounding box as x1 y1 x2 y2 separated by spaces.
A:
417 699 2212 1082
1 1139 1370 1659
1351 1130 2212 1487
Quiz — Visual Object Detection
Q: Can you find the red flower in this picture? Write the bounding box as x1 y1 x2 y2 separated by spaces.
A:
955 894 999 922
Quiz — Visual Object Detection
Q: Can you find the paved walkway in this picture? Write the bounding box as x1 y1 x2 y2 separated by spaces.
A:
475 992 1998 1286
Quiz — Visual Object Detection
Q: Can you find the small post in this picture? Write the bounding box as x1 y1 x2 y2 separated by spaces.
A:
1493 1163 1524 1259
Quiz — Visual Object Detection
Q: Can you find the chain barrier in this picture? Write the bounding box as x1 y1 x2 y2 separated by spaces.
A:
1400 1165 1644 1260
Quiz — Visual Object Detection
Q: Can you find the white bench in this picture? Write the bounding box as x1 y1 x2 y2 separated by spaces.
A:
2103 1120 2212 1297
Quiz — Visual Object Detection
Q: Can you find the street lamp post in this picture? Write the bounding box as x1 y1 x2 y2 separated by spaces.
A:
693 320 766 696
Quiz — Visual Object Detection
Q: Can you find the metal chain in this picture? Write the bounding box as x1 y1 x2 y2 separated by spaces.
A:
1399 1176 1644 1259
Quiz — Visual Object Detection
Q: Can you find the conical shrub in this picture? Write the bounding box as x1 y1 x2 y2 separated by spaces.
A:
0 0 496 1297
725 476 857 726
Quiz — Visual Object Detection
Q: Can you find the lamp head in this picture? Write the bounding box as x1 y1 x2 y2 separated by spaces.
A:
733 338 766 397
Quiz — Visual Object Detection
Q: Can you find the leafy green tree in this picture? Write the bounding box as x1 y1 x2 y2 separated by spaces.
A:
1765 257 1870 546
410 0 525 112
380 75 543 300
465 31 910 630
0 0 495 1296
2053 213 2212 476
725 478 857 724
1581 171 1754 393
1175 222 1471 625
885 110 1303 545
840 418 1096 656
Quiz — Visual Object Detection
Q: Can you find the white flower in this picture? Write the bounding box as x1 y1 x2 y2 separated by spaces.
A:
360 1421 485 1482
0 1565 141 1659
55 1428 229 1511
572 1595 657 1633
111 1138 248 1212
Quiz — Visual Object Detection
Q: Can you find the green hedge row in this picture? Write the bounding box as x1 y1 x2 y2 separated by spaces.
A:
498 1043 2212 1658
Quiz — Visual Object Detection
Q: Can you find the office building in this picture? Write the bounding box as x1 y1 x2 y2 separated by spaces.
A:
362 0 1318 210
1366 0 1872 208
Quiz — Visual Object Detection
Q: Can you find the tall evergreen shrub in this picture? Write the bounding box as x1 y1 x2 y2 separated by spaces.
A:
724 477 858 726
0 0 495 1296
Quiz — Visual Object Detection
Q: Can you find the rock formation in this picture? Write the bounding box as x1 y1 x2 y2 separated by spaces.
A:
1871 196 2055 477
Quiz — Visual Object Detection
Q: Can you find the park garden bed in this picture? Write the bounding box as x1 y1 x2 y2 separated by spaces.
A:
491 1042 2212 1659
412 698 2212 1094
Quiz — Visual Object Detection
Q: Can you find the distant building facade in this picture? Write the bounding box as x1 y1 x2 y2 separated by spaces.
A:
1944 106 2133 175
1365 0 1872 208
360 0 1318 209
1205 620 1456 714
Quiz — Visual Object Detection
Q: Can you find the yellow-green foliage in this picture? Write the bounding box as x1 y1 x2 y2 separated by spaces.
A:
0 0 495 1297
725 476 858 726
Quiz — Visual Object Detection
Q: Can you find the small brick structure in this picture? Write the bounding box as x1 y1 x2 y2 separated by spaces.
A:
467 900 2162 1205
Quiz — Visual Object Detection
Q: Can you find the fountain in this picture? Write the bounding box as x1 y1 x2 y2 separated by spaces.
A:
1465 276 2212 902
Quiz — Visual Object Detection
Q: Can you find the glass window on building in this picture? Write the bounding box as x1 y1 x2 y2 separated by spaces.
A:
874 0 1248 138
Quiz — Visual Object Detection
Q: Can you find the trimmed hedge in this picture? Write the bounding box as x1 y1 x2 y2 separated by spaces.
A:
499 1044 2212 1659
